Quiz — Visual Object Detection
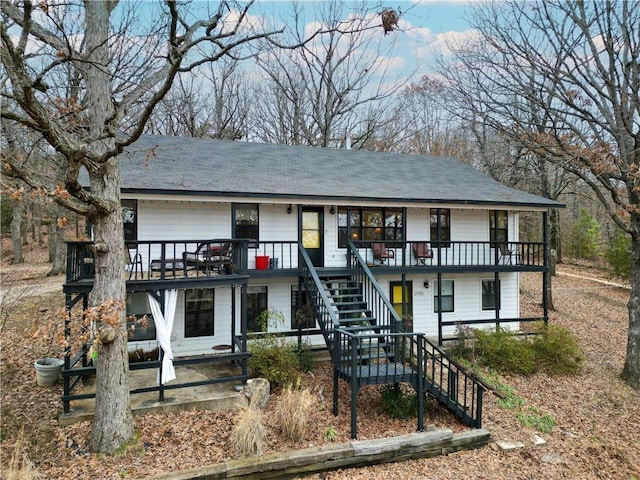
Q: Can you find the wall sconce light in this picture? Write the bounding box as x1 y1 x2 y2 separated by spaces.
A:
423 280 429 289
287 204 292 214
330 206 336 215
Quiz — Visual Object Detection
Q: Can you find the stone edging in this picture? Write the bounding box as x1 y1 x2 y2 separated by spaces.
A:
142 428 490 480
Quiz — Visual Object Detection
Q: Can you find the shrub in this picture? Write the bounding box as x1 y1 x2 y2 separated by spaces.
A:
474 328 536 375
293 341 315 373
230 407 266 456
248 337 301 389
605 228 632 279
380 384 418 419
274 385 316 442
449 323 476 360
248 309 303 388
531 324 584 375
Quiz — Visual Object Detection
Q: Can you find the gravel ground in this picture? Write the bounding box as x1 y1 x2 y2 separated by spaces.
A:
1 242 638 479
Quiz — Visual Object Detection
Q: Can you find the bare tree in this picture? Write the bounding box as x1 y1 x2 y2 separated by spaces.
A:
145 58 250 139
1 0 398 453
251 1 409 148
0 0 289 454
439 0 640 389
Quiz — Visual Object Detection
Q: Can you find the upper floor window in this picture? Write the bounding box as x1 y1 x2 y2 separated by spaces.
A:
234 203 259 242
122 200 137 242
338 207 403 248
430 208 450 247
490 211 508 244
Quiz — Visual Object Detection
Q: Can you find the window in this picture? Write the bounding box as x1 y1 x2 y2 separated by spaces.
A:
434 280 454 313
338 207 403 248
291 285 315 330
126 292 156 341
430 208 450 247
234 203 259 242
185 289 214 337
122 200 137 242
482 279 500 311
247 286 267 332
490 211 508 244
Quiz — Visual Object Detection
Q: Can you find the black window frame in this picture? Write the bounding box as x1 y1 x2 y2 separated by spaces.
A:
481 279 501 311
434 279 454 313
184 289 215 338
489 210 508 244
234 203 259 244
247 286 268 333
430 208 450 248
126 292 156 342
338 207 404 248
122 199 137 243
291 285 315 330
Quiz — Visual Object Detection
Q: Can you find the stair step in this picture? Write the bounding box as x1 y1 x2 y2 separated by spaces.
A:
338 317 376 325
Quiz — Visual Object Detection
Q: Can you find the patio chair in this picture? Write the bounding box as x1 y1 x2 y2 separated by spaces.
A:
497 242 519 265
125 245 144 280
412 242 433 265
371 242 394 265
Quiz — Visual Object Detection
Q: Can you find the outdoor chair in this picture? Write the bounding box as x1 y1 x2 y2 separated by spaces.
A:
182 241 234 276
371 242 394 265
412 242 433 265
125 245 144 280
497 242 519 265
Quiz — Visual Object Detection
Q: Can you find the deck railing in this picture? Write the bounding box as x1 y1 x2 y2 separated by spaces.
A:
65 238 545 285
353 240 545 268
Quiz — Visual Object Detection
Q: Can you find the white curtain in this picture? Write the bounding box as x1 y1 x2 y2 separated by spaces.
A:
147 290 178 385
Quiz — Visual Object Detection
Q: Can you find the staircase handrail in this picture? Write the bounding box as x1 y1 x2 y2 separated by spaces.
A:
346 241 404 332
298 244 343 360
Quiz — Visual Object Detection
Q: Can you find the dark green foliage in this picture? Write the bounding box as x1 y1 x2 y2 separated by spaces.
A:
248 337 301 389
293 341 315 373
380 384 418 419
566 208 601 259
461 324 583 376
531 324 584 375
474 328 537 375
605 228 632 279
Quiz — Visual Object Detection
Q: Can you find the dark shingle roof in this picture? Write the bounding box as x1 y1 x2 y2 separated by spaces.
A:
119 135 562 209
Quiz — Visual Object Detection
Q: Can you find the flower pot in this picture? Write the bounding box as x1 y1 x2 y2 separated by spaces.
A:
34 358 64 386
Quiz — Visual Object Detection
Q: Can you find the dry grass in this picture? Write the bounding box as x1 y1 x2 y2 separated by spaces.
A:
274 385 317 442
4 429 41 480
229 407 266 457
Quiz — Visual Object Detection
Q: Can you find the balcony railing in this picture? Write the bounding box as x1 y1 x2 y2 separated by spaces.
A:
65 239 545 284
352 240 545 269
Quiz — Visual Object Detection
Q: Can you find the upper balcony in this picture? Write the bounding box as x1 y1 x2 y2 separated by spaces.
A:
65 238 546 293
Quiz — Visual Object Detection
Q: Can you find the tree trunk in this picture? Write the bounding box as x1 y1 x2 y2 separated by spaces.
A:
622 234 640 389
48 206 67 276
83 0 134 454
10 200 25 264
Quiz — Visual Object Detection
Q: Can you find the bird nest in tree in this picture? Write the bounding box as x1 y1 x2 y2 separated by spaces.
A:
381 9 399 35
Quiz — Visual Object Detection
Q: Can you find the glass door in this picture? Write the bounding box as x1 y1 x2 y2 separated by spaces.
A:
301 207 324 267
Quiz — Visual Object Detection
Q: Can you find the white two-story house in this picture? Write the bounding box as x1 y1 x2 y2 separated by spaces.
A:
62 135 561 435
